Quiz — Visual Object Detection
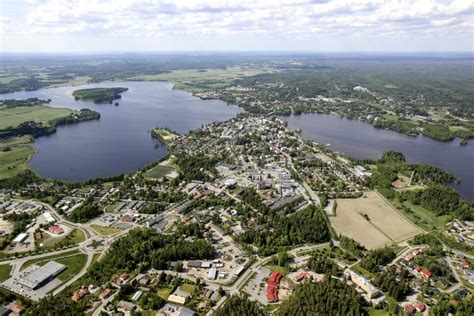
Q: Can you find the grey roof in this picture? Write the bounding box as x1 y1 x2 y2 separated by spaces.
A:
18 261 66 289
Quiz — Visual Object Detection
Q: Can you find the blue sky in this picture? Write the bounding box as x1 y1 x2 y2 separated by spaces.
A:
0 0 472 53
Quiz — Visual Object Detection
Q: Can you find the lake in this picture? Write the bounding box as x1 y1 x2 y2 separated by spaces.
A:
0 81 242 180
279 113 474 200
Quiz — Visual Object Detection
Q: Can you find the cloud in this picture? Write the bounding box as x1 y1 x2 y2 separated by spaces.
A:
2 0 472 50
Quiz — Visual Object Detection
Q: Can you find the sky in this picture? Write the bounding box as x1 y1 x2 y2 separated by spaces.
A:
0 0 473 53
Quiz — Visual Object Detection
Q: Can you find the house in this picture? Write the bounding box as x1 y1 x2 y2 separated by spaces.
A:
168 294 187 305
72 286 89 302
460 259 470 269
13 305 25 314
414 302 426 312
116 272 129 285
35 232 43 239
420 269 432 279
99 288 112 300
207 267 217 280
403 304 415 314
48 224 64 235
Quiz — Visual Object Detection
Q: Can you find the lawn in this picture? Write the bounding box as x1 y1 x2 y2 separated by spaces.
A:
399 201 451 230
157 287 172 300
0 105 72 130
20 249 81 271
36 229 86 250
0 264 12 282
145 165 175 179
265 265 289 275
179 283 196 293
0 145 34 179
90 224 123 236
0 136 33 149
48 253 88 281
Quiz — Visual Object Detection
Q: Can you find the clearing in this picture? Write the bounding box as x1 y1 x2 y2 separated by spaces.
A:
330 191 423 249
90 224 124 236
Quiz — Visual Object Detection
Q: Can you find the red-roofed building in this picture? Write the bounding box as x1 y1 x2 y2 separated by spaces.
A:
461 259 470 269
14 305 25 314
295 272 307 282
48 224 64 235
266 272 282 302
72 286 89 302
116 272 129 285
404 304 415 314
414 302 426 312
99 288 111 300
414 265 421 272
420 269 432 279
35 232 43 239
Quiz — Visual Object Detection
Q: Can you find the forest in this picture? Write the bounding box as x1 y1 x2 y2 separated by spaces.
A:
275 277 368 315
237 205 330 255
72 87 128 103
214 294 267 316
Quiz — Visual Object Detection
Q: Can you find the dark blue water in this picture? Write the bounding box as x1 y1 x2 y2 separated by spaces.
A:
0 81 242 180
279 114 474 200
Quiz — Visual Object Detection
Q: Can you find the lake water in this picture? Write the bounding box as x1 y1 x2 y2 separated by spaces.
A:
0 81 242 180
279 113 474 200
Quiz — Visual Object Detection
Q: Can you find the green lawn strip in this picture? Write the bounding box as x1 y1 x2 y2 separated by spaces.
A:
0 264 12 282
20 249 80 271
90 224 123 236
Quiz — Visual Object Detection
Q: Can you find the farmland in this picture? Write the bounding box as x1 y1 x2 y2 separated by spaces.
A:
0 105 72 130
330 191 423 249
0 145 35 179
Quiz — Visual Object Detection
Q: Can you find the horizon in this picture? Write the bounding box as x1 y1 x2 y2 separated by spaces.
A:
1 0 473 53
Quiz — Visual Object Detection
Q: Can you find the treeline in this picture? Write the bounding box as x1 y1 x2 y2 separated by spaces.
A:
359 248 396 272
237 205 330 255
430 295 473 315
400 185 474 220
339 235 365 258
275 277 368 315
214 294 267 316
175 154 218 181
372 270 411 301
67 202 103 223
1 98 50 108
29 228 213 315
307 256 340 275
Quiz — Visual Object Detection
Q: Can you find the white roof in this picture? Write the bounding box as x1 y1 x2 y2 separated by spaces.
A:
13 233 28 243
43 212 55 223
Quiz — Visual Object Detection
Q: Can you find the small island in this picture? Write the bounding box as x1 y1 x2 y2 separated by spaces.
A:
72 87 128 104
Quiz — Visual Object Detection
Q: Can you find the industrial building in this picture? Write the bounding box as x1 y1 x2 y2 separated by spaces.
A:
18 261 66 290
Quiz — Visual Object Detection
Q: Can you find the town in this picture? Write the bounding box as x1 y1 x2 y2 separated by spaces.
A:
0 114 471 315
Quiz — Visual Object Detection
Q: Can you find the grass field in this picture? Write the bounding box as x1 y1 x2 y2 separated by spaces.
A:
330 191 423 249
157 287 172 300
145 165 175 179
391 200 451 231
20 249 81 271
37 229 86 250
0 105 72 130
0 264 12 282
265 265 289 275
0 145 34 179
48 253 88 281
90 224 123 236
180 283 196 293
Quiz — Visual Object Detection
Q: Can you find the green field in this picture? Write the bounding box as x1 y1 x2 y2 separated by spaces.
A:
0 264 12 282
391 199 451 231
157 287 172 300
0 145 34 179
145 165 175 179
179 283 196 293
49 253 88 281
20 249 81 271
36 229 86 250
0 135 33 149
90 224 123 236
0 105 72 130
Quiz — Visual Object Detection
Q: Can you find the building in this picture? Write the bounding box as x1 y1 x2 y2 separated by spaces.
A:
168 294 187 305
131 290 143 301
158 303 195 316
266 271 282 302
18 261 66 290
48 224 64 235
12 233 28 245
207 267 217 280
99 288 112 300
420 269 432 279
345 269 380 299
404 304 415 315
72 286 89 302
234 265 245 277
43 212 56 223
